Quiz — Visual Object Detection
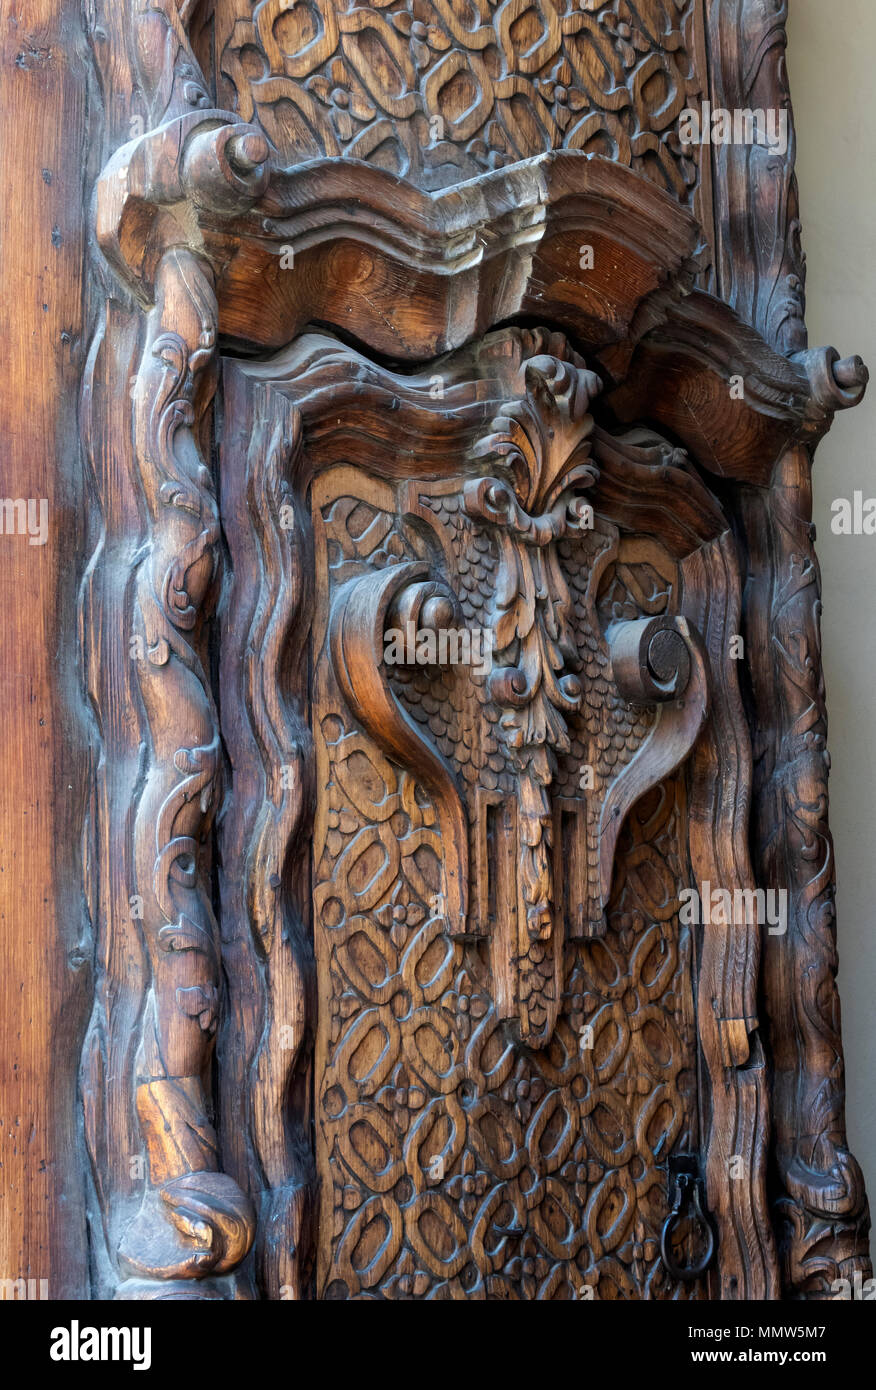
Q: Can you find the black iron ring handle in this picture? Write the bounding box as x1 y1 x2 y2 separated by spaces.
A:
660 1174 716 1282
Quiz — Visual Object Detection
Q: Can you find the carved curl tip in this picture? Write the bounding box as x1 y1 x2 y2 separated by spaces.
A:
794 346 869 415
833 355 868 391
607 615 696 705
119 1172 256 1283
182 122 271 215
226 131 270 175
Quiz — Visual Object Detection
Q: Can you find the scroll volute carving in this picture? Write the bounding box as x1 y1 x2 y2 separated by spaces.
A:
330 561 469 937
326 340 711 1050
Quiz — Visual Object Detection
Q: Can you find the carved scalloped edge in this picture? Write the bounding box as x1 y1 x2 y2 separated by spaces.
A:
215 384 317 1301
257 149 699 265
683 531 780 1299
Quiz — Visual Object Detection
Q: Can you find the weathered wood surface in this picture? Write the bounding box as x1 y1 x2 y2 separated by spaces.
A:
0 0 868 1302
707 0 872 1295
0 0 91 1300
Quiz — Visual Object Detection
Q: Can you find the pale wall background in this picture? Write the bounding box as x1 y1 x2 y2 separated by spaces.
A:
788 0 876 1239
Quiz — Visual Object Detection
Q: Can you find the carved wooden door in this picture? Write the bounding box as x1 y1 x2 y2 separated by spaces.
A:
218 329 725 1302
6 0 869 1305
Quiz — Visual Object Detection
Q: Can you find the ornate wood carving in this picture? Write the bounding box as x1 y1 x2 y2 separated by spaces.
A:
69 0 870 1303
82 0 270 1300
293 333 723 1296
317 337 711 1052
219 316 835 1298
707 0 873 1296
216 0 713 221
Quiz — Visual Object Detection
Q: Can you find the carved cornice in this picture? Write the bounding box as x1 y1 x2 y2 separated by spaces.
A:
96 102 863 451
99 137 704 358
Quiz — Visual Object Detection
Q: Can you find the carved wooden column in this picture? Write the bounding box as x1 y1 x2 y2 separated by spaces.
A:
708 0 872 1296
82 0 268 1301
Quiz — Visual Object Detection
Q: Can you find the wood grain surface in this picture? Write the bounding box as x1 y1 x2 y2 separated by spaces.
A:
0 0 91 1299
0 0 869 1302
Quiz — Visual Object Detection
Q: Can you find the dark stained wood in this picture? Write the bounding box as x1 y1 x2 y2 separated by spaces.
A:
741 452 872 1297
0 0 869 1304
706 0 872 1297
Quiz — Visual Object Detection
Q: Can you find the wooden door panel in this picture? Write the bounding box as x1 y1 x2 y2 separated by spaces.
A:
308 480 702 1301
215 325 764 1298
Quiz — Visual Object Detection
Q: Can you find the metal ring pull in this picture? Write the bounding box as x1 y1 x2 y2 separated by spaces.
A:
660 1158 716 1282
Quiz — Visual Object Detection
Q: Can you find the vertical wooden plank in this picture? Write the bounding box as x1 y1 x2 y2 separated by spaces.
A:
0 0 91 1298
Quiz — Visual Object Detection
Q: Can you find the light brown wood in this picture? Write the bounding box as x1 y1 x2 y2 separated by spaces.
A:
0 0 91 1300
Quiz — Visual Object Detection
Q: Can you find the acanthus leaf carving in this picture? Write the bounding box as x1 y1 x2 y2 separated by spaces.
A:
321 335 711 1051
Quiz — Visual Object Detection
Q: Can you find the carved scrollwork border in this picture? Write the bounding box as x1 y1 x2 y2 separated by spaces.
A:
81 0 270 1301
707 0 872 1295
